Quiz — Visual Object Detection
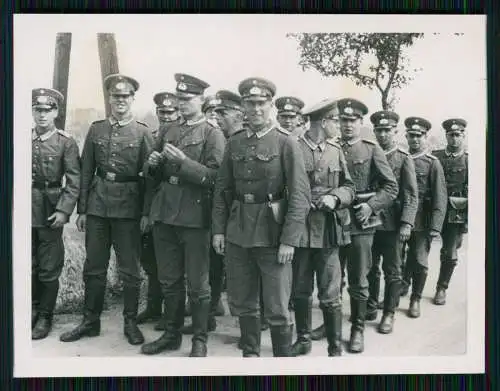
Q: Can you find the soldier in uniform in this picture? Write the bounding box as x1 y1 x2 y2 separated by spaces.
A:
140 74 226 357
335 98 398 353
275 96 306 138
212 77 311 357
290 98 355 357
31 88 81 340
403 117 447 318
366 111 418 334
137 92 181 330
60 74 154 346
180 90 245 336
432 119 468 306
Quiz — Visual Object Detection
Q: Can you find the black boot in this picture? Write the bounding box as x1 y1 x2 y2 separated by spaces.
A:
32 280 59 340
60 279 104 342
433 260 457 306
141 293 184 355
239 316 261 357
379 279 400 334
270 325 293 357
366 264 381 321
311 323 326 340
32 275 40 329
189 299 211 357
348 299 366 353
408 269 427 319
123 287 144 345
260 306 269 331
291 298 312 357
323 305 342 356
154 302 168 331
136 280 162 324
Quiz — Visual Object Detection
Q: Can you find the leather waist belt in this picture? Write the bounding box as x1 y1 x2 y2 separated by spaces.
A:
32 180 61 190
96 167 139 183
163 175 183 186
235 191 284 204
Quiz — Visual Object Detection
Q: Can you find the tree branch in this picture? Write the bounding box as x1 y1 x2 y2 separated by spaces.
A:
383 39 403 96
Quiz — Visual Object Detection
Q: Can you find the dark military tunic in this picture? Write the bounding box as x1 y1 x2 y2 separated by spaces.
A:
293 134 355 308
77 116 153 219
32 128 81 227
32 127 80 315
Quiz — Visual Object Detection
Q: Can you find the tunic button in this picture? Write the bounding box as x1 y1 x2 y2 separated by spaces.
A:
112 153 116 157
317 168 322 172
111 163 116 167
113 143 117 146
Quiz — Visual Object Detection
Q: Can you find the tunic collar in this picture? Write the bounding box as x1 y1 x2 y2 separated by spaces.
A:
32 128 57 142
109 114 134 127
302 132 326 151
186 116 206 126
246 124 274 139
340 137 361 146
445 148 465 158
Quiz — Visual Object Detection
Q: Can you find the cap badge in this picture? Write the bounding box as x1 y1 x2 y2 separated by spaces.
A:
40 89 45 94
178 82 187 91
284 104 293 111
379 118 389 125
37 96 49 104
344 107 354 115
115 82 126 90
250 86 262 95
415 119 419 123
163 99 172 106
451 124 459 130
180 75 185 80
411 124 420 130
252 79 258 85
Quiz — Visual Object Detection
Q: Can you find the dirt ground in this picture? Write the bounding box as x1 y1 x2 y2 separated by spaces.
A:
32 237 467 358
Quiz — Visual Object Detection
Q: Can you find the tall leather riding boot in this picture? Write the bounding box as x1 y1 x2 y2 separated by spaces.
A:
379 279 401 334
408 269 428 318
323 305 342 356
348 298 366 353
189 299 211 357
123 286 145 345
270 325 293 357
137 279 162 324
434 260 457 305
141 293 184 355
181 298 216 335
60 279 104 342
366 266 381 321
290 298 312 357
32 280 59 340
239 316 261 357
154 302 168 331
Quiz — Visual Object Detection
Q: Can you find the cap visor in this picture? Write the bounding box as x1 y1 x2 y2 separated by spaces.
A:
158 107 177 112
33 104 54 109
176 91 199 99
339 114 358 120
243 96 269 102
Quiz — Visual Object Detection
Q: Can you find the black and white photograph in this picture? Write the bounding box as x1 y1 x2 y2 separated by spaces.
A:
13 14 485 377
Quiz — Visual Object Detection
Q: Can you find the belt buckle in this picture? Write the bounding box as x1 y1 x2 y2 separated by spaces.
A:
169 176 179 185
243 193 255 203
105 172 116 182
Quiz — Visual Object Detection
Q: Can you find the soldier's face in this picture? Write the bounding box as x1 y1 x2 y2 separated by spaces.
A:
216 108 243 138
156 108 178 124
277 113 299 131
205 108 219 122
110 93 134 116
339 117 362 139
32 107 58 128
321 108 340 139
178 95 203 118
446 131 465 149
374 127 397 148
406 132 426 152
242 98 272 128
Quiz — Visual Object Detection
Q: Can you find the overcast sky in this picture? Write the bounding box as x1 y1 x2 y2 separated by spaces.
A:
15 14 486 139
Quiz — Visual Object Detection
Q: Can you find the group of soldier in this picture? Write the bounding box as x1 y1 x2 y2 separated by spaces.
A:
31 72 468 358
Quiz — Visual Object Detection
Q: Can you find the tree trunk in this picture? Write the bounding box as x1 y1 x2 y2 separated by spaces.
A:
97 33 120 118
52 33 72 130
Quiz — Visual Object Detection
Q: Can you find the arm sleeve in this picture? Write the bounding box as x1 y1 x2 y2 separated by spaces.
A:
56 138 81 215
76 125 96 214
399 155 419 227
366 145 398 213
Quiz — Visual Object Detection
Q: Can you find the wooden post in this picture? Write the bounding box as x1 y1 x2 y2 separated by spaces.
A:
52 33 72 130
97 33 120 118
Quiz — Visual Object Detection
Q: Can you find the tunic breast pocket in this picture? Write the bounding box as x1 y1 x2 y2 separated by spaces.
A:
94 138 109 161
254 152 280 178
181 136 205 161
446 166 467 187
327 164 341 188
119 140 141 163
42 153 62 179
231 153 247 180
415 171 428 194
